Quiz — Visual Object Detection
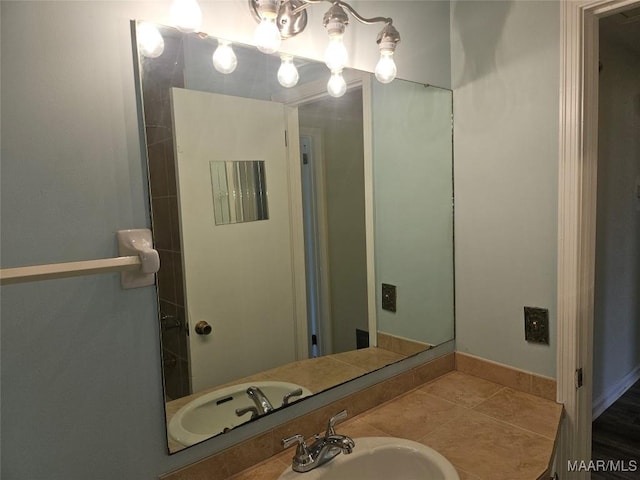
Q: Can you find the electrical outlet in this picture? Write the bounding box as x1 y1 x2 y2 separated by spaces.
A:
524 306 549 345
381 283 397 312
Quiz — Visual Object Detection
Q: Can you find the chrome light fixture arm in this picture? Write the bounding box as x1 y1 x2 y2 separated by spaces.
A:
330 0 392 27
249 0 398 39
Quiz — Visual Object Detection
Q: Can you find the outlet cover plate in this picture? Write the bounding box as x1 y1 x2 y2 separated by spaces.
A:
524 306 549 345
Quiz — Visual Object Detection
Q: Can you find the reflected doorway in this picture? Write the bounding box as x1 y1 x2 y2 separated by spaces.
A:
298 89 369 358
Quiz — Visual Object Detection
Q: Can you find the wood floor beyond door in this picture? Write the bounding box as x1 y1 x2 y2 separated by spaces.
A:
592 379 640 479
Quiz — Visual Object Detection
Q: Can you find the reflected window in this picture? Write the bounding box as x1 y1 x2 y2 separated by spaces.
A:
210 160 268 225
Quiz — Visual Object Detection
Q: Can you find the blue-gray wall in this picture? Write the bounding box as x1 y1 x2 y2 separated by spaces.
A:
0 2 451 478
451 0 560 378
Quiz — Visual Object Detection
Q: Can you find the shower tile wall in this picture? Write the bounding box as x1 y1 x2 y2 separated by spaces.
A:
141 33 190 400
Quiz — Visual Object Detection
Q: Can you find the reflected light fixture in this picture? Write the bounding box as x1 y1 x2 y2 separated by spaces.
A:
277 55 300 88
212 40 238 74
169 0 202 32
327 70 347 98
137 22 165 58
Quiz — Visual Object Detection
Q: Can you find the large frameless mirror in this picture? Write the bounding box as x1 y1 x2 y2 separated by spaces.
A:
132 21 454 453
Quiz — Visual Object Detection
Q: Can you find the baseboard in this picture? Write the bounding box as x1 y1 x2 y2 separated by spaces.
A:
377 331 431 357
592 364 640 420
455 352 557 401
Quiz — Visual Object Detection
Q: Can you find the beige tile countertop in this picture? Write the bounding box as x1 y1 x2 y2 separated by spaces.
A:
228 371 563 480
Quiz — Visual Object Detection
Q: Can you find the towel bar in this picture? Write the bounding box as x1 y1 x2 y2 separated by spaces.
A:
0 229 159 288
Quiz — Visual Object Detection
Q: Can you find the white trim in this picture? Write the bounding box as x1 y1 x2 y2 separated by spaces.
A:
592 0 640 15
299 127 333 355
592 365 640 420
285 106 310 361
361 75 377 348
557 1 640 478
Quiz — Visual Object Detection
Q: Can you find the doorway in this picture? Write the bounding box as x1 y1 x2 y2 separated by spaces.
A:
590 9 640 473
297 88 370 357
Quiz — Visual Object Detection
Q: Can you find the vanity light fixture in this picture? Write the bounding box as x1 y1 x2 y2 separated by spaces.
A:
250 0 401 96
163 0 400 96
374 23 400 84
253 0 283 53
323 4 349 72
169 0 203 32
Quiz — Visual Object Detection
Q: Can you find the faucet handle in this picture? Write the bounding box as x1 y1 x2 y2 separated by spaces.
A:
235 405 259 419
325 409 348 437
282 434 308 449
282 434 314 471
282 387 304 406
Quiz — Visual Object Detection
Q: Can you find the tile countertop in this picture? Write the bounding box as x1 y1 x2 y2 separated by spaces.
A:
227 371 563 480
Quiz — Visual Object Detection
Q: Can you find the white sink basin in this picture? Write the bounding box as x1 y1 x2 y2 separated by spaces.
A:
278 437 459 480
169 381 312 447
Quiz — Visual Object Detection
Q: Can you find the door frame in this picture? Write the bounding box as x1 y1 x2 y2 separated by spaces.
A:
557 0 640 477
299 127 333 356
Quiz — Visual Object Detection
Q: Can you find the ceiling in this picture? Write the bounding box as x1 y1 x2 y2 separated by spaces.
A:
600 7 640 56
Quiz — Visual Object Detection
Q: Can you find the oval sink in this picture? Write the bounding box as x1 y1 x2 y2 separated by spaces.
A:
169 381 312 447
278 437 459 480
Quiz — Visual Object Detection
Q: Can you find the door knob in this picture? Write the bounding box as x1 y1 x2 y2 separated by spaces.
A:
195 321 212 335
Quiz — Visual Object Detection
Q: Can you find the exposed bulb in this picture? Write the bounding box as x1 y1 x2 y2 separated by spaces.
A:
137 22 165 58
212 40 237 74
169 0 202 32
327 70 347 98
277 55 299 88
375 51 397 84
254 17 282 54
324 35 348 71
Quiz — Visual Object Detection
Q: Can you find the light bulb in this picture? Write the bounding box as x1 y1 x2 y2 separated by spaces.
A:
254 17 282 54
212 41 237 74
327 70 347 98
324 35 348 71
169 0 202 32
137 22 165 58
375 51 397 84
277 55 299 88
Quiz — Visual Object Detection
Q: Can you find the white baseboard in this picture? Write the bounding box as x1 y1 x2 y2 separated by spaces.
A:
592 364 640 420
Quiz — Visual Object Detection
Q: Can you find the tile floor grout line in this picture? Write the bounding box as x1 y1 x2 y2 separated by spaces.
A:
468 408 559 442
472 385 508 409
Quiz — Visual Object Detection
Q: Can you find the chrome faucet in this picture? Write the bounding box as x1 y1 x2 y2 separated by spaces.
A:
247 386 274 414
235 386 274 419
281 410 355 473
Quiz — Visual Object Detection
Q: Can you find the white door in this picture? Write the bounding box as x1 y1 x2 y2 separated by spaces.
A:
171 88 301 392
